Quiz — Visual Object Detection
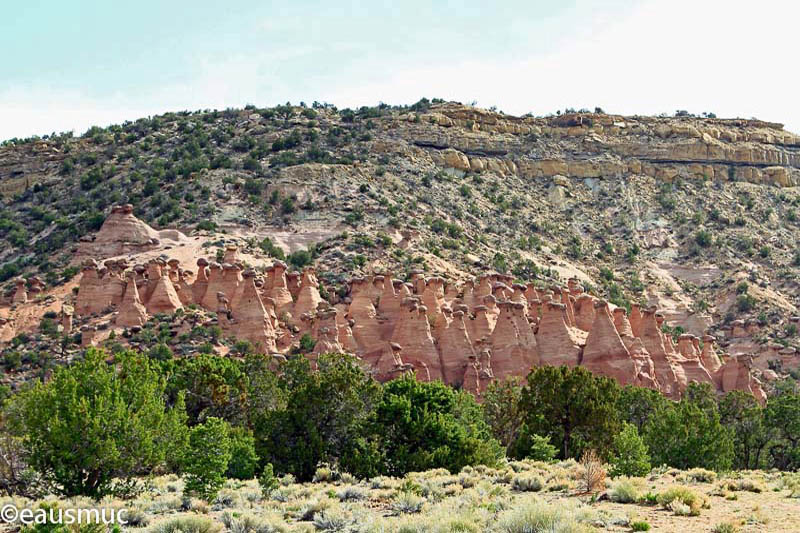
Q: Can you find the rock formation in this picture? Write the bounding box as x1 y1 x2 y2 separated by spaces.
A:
64 211 767 402
78 204 188 258
116 272 148 327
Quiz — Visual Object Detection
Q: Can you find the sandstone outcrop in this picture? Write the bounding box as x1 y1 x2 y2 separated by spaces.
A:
78 204 188 258
116 272 148 327
67 222 766 401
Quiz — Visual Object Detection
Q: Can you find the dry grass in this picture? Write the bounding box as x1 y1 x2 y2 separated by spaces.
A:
5 462 800 532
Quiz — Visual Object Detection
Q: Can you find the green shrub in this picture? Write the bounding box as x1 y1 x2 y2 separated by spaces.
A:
657 486 705 516
258 463 280 497
226 426 258 479
182 417 232 500
287 249 312 268
609 477 644 503
392 491 425 514
631 521 651 532
7 348 187 498
196 220 216 231
610 423 650 477
298 333 316 353
511 473 544 492
695 230 712 247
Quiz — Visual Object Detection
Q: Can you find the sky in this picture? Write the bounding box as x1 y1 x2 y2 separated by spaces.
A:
3 0 799 141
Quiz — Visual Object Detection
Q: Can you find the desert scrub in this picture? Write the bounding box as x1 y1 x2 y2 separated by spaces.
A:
657 486 707 516
212 488 238 508
782 473 800 497
149 516 222 533
720 478 763 493
219 511 288 533
312 506 353 531
546 476 572 492
685 468 716 483
392 491 425 514
122 506 150 527
336 485 368 501
459 473 478 488
146 494 183 514
608 477 645 503
312 464 340 483
495 500 596 533
369 476 398 490
511 473 544 492
711 523 739 533
297 498 333 521
630 521 650 531
578 450 606 493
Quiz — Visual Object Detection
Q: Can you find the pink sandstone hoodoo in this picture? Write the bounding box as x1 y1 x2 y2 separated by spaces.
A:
29 206 769 403
68 259 766 402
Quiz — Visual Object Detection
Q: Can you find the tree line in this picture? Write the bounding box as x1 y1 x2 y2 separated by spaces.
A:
1 348 799 500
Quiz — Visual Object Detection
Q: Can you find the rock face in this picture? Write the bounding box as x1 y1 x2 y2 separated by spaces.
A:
582 300 636 385
78 204 188 258
116 272 147 327
68 221 765 401
229 270 277 352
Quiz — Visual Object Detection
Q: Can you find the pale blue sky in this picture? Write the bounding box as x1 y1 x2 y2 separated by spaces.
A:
3 0 798 140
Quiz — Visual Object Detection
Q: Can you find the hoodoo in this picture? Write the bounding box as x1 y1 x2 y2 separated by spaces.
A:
11 205 763 402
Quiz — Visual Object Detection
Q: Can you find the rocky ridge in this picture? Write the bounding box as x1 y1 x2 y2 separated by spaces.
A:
1 101 799 393
2 206 780 402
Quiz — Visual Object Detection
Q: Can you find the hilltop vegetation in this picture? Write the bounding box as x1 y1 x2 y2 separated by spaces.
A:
1 100 799 340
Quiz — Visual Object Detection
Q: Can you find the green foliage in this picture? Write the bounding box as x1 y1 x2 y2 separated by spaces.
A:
255 353 381 481
226 426 258 480
258 463 279 496
644 383 734 471
196 220 216 231
287 249 313 269
519 365 620 459
509 431 558 462
369 375 502 477
482 378 525 454
182 417 232 500
765 390 800 470
609 423 650 477
259 237 286 260
617 385 669 433
736 293 757 312
719 391 770 470
298 333 316 353
148 342 174 361
695 230 712 247
7 348 187 497
165 354 249 425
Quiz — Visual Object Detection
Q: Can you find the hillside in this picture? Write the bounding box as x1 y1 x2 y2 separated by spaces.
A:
0 101 799 392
